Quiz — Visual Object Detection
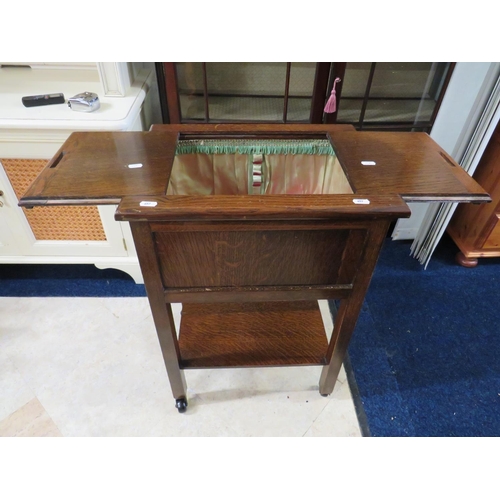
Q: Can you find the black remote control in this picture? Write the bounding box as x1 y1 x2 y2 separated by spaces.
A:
22 93 65 107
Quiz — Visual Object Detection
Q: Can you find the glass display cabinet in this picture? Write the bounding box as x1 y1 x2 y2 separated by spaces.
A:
20 124 489 413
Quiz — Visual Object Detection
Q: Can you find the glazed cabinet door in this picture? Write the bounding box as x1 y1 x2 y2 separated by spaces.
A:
162 62 330 124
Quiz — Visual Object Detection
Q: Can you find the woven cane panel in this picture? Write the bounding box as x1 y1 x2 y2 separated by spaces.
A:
1 158 106 241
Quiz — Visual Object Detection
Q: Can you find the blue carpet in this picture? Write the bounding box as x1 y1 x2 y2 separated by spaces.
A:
2 235 499 436
0 264 146 297
342 234 500 437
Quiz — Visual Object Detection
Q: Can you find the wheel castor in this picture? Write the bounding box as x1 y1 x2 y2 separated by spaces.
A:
175 398 188 413
456 251 478 268
320 393 330 397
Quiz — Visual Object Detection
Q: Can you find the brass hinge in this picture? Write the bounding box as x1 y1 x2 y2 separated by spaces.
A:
123 238 128 251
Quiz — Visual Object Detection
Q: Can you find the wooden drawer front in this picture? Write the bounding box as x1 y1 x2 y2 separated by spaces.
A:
154 228 367 288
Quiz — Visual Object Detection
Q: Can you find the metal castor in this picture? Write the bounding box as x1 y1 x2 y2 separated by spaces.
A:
175 398 188 413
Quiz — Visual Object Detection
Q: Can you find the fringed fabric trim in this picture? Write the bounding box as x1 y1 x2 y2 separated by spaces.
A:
175 139 335 156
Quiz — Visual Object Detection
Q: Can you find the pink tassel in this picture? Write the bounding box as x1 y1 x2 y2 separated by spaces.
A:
324 77 341 113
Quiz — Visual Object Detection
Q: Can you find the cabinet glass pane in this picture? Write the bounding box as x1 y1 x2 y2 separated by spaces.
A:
366 62 449 123
206 62 287 96
176 62 206 121
286 97 313 121
175 62 317 123
364 98 435 123
337 62 451 126
206 62 286 121
336 62 370 122
370 62 439 98
286 62 316 122
206 95 285 121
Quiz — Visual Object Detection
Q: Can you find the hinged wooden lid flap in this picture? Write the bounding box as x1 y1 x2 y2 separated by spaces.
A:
329 131 490 202
19 131 179 206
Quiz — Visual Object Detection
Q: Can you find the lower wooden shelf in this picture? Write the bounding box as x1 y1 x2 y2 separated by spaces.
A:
178 301 329 369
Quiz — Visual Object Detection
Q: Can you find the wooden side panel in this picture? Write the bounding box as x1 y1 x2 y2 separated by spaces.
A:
448 121 500 252
483 214 500 249
154 227 366 288
116 194 411 222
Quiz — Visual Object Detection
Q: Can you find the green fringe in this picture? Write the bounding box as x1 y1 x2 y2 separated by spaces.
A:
175 139 335 156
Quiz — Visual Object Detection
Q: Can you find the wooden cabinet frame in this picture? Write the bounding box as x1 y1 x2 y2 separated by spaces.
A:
19 124 489 413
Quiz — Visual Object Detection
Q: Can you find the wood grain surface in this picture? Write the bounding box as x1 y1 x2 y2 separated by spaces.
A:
328 130 490 202
20 131 179 205
150 123 356 135
164 284 352 304
178 301 329 368
155 228 363 288
448 120 500 257
14 123 492 406
19 124 489 207
115 194 411 221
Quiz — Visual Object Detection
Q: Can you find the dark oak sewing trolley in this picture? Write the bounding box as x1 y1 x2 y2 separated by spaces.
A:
20 124 489 412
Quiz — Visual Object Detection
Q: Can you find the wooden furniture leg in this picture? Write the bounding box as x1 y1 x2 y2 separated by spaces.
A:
130 222 188 412
455 251 479 268
319 221 389 396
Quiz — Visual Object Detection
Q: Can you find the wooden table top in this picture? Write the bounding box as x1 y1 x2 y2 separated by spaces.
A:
19 124 490 207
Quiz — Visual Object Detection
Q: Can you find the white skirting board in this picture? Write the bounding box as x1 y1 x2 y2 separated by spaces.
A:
0 255 143 284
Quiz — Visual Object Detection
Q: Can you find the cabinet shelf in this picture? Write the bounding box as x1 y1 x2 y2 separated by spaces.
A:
178 301 329 369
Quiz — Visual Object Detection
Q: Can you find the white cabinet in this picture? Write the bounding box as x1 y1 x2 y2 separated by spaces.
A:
0 183 20 256
0 63 158 283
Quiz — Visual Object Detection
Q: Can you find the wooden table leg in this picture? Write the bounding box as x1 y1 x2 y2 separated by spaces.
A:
319 221 390 396
156 303 188 412
130 222 188 412
319 298 363 395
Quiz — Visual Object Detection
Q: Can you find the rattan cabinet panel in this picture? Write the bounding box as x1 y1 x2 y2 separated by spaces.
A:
2 159 106 241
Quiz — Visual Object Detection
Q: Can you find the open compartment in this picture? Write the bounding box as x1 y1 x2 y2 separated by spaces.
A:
167 137 353 196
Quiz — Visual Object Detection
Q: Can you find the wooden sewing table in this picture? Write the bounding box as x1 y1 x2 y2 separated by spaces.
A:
20 124 489 412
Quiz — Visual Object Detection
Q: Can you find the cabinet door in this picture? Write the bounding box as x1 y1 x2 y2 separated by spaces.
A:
160 62 454 132
0 159 128 258
163 62 330 124
0 187 20 256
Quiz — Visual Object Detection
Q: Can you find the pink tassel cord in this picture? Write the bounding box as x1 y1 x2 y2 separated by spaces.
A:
324 77 341 113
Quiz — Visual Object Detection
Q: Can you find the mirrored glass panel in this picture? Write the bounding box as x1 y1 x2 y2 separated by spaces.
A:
167 139 352 196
